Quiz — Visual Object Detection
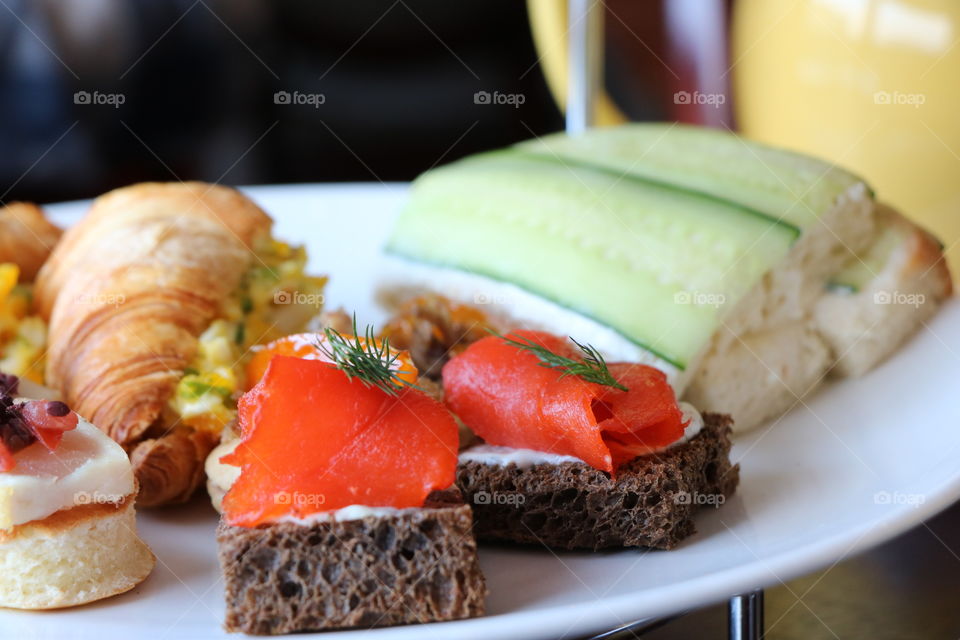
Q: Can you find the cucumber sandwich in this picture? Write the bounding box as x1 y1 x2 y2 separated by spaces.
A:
379 124 951 432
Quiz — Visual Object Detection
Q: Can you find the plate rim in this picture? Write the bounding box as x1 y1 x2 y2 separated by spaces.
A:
34 183 960 639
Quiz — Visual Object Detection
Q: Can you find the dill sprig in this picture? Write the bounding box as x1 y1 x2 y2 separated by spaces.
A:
317 315 420 396
492 330 629 392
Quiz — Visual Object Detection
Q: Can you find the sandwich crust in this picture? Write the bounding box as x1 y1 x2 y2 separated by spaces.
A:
814 205 953 377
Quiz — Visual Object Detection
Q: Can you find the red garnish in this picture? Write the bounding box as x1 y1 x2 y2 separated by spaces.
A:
0 442 14 472
221 356 459 528
21 400 79 452
0 394 40 471
0 373 19 396
442 330 687 474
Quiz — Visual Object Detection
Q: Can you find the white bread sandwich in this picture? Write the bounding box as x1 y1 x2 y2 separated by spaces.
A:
0 375 154 609
814 204 952 377
377 124 952 432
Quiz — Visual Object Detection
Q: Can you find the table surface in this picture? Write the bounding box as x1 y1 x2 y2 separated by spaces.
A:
588 499 960 640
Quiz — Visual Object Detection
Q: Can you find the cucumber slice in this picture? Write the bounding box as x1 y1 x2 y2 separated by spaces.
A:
387 152 797 369
516 124 867 228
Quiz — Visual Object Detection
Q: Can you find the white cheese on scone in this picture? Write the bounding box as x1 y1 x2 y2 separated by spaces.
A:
0 414 134 529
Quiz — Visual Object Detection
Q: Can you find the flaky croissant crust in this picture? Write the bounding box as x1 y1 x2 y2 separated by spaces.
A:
0 202 62 281
35 182 272 505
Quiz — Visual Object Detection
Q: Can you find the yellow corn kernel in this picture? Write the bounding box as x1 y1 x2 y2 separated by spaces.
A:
0 264 19 302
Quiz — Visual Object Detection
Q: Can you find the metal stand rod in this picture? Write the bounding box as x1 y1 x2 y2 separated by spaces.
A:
729 589 764 640
566 0 603 134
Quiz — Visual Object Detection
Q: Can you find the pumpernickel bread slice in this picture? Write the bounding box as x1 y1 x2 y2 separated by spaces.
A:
216 489 486 635
456 413 737 551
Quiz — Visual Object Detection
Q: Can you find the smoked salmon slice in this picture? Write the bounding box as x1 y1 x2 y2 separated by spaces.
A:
222 355 458 528
442 330 686 473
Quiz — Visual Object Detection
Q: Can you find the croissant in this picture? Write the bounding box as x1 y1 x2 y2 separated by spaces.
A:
35 182 274 506
130 425 220 507
0 202 62 281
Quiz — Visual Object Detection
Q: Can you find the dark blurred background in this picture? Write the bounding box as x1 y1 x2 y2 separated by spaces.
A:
0 0 705 204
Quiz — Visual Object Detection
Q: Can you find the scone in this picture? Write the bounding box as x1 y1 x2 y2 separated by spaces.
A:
0 376 155 609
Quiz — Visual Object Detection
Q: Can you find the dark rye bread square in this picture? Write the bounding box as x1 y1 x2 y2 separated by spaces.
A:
216 489 486 635
456 413 739 551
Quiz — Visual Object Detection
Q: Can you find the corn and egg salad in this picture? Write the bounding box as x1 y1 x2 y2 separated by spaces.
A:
0 264 46 383
171 238 327 433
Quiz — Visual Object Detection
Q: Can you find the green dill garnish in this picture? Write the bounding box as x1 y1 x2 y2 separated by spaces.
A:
317 315 420 397
241 296 253 314
234 322 246 346
491 330 628 392
183 367 200 376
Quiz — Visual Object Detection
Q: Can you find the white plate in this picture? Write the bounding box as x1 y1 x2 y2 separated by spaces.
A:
6 183 960 640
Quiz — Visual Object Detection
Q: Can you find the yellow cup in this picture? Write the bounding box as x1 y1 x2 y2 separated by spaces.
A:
732 0 960 276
